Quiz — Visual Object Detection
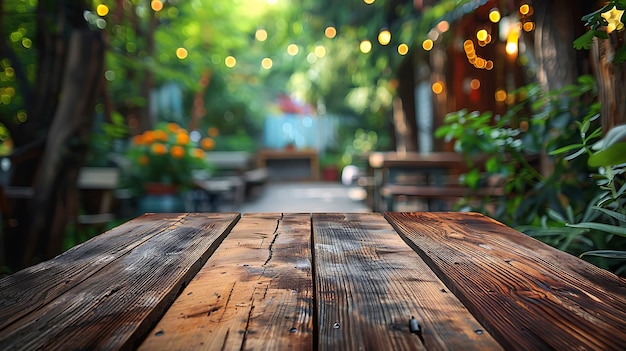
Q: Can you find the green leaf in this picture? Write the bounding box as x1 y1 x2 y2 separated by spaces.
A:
567 222 626 237
588 143 626 167
580 250 626 259
573 31 595 50
592 207 626 223
549 143 584 156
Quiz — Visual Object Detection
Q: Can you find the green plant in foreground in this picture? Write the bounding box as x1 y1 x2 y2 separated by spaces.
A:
550 124 626 274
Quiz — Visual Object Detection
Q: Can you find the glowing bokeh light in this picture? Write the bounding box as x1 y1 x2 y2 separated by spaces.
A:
325 26 337 39
96 4 109 16
176 47 188 59
360 40 372 54
519 4 530 15
151 0 163 12
315 45 327 57
397 43 409 55
363 0 375 4
476 29 488 41
489 9 501 23
432 82 444 94
495 89 507 102
287 44 299 55
378 29 391 45
256 29 268 42
261 58 273 69
422 39 433 51
225 56 236 68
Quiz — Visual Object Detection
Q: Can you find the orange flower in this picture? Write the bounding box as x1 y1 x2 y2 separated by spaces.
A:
201 137 215 150
176 132 190 145
193 148 205 159
139 155 149 165
171 145 185 159
132 134 144 145
167 123 180 133
143 131 155 144
153 130 168 142
207 127 219 137
151 143 167 155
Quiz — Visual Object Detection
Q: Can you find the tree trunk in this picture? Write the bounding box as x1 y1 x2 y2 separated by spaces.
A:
533 0 579 177
22 29 104 266
591 31 626 132
533 0 578 91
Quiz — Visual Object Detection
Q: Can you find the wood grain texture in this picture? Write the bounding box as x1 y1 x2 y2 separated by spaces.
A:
312 213 503 351
139 213 313 351
0 213 239 351
386 212 626 351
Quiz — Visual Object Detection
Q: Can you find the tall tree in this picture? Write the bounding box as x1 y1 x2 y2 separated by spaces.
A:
2 0 104 268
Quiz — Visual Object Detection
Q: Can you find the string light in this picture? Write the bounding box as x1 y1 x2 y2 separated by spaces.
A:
378 29 391 45
422 39 433 51
360 40 372 54
325 26 337 39
225 56 236 68
397 43 409 55
489 8 501 23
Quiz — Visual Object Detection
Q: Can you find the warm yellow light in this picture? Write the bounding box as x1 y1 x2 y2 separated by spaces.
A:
378 29 391 45
523 22 535 32
601 6 625 33
315 45 326 57
176 47 188 59
261 58 273 69
436 21 450 33
495 89 507 102
225 56 236 68
287 44 299 56
363 0 375 4
485 60 494 70
422 39 434 51
476 29 488 41
489 8 501 23
470 79 481 90
255 29 268 42
325 26 337 39
151 0 163 12
96 4 109 16
360 40 372 54
463 40 474 52
506 24 520 56
432 82 444 94
519 4 530 15
397 43 409 55
506 42 517 55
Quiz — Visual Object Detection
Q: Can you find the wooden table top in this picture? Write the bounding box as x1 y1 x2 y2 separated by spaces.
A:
1 212 625 350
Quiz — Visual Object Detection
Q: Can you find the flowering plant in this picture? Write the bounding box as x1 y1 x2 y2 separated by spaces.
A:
125 122 215 193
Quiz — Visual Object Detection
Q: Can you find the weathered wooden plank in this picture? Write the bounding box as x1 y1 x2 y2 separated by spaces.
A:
386 212 626 351
139 213 314 350
313 213 503 351
0 213 239 351
0 213 178 330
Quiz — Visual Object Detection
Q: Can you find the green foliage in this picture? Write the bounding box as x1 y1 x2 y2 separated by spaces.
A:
437 73 626 274
574 1 626 63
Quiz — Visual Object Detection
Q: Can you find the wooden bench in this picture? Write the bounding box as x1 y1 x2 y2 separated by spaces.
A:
382 181 505 211
1 212 625 350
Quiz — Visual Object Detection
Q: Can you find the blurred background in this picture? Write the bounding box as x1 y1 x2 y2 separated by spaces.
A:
1 0 625 276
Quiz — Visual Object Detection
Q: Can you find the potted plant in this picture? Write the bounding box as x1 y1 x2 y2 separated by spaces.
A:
125 122 214 212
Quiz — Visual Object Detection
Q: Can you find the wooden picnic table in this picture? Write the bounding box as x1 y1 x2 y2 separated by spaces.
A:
368 152 468 211
1 212 626 350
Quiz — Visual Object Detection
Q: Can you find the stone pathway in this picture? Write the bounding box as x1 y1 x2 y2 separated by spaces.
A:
238 182 370 213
